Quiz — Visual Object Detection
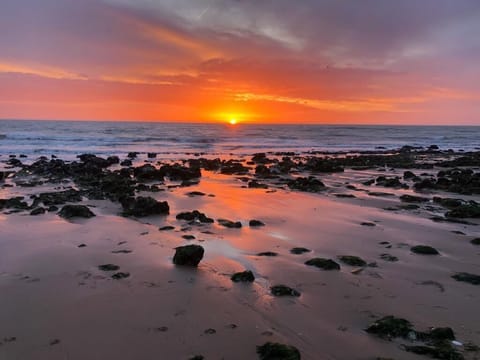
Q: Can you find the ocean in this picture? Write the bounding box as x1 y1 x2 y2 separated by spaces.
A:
0 120 479 160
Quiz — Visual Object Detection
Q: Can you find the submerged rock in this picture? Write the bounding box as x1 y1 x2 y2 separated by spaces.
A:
98 264 120 271
30 207 46 216
256 342 301 360
249 219 265 227
411 245 439 255
452 272 480 285
218 219 242 228
111 272 130 279
120 196 169 217
380 254 399 262
231 270 255 283
399 194 429 203
470 238 480 245
173 245 204 267
338 255 367 266
58 205 95 219
287 176 325 192
446 202 480 218
159 225 175 231
176 210 213 223
305 258 340 270
366 316 413 339
290 247 311 255
270 285 301 297
257 252 278 257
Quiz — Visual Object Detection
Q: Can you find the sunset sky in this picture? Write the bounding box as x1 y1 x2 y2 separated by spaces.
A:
1 0 479 124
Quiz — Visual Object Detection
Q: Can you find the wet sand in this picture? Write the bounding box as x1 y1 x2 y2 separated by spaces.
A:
0 152 479 359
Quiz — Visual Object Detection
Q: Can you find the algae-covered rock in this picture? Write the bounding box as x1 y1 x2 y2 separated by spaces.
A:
305 258 340 270
257 342 301 360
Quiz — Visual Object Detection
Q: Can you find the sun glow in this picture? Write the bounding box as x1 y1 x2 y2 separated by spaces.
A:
229 118 237 125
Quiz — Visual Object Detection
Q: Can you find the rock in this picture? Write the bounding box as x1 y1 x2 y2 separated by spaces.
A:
334 193 356 198
182 235 195 240
270 285 301 297
257 252 278 257
305 258 340 270
231 270 255 283
290 247 311 255
120 159 132 166
366 316 413 339
380 254 398 262
133 164 163 181
361 222 376 227
0 197 29 211
403 171 416 179
452 272 480 285
30 207 46 216
218 219 242 228
338 255 367 266
31 189 82 206
159 225 175 231
287 176 325 192
78 244 87 248
159 164 201 181
446 202 480 218
256 342 301 360
120 196 169 217
248 180 269 189
127 152 138 158
98 264 120 271
111 272 130 279
470 238 480 245
48 205 59 212
176 210 213 223
189 356 204 360
147 152 157 158
186 191 205 197
58 205 95 219
220 160 249 175
399 194 429 203
411 245 439 255
249 219 265 227
433 197 463 209
376 176 408 189
173 245 204 266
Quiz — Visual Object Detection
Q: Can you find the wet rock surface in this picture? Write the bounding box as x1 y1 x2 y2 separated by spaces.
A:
270 285 301 297
305 258 340 270
217 219 242 228
58 205 95 219
231 270 255 283
120 196 169 217
176 210 213 223
256 342 301 360
173 245 204 266
338 255 367 266
451 272 480 285
411 245 440 255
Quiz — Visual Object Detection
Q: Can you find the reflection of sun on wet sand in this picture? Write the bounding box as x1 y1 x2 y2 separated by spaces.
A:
0 148 479 359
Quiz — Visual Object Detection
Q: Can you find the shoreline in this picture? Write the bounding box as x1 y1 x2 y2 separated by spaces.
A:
1 148 479 359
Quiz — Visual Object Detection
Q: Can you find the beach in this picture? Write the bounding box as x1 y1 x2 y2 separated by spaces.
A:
1 141 479 360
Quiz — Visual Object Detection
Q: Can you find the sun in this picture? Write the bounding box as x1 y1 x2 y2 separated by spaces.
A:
229 118 237 125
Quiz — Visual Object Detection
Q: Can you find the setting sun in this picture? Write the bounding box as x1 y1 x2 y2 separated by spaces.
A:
229 118 237 125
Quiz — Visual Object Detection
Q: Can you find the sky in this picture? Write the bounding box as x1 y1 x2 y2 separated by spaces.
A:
0 0 479 124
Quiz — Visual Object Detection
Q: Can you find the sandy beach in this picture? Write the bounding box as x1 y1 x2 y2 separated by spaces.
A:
0 148 479 360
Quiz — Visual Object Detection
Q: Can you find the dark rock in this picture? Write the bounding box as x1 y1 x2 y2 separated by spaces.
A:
446 202 480 218
290 247 311 255
287 176 325 192
120 196 169 217
30 207 46 216
218 219 242 228
380 254 398 262
111 272 130 279
186 191 206 197
270 285 301 297
257 342 301 360
32 189 82 206
257 252 278 257
176 210 213 223
78 244 87 248
98 264 120 271
48 205 59 212
204 328 216 335
58 205 95 219
334 193 355 198
452 272 480 285
305 258 340 270
361 222 376 227
433 197 463 209
220 160 249 175
127 152 138 158
159 225 175 231
173 245 204 266
470 238 480 245
338 255 367 266
134 164 163 181
365 316 413 339
248 180 269 189
376 176 408 189
231 270 255 282
399 194 429 203
147 152 157 158
120 159 132 166
182 235 196 240
159 164 201 181
249 219 265 227
411 245 439 255
304 157 344 173
403 171 416 179
189 356 204 360
0 197 29 211
251 153 272 164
